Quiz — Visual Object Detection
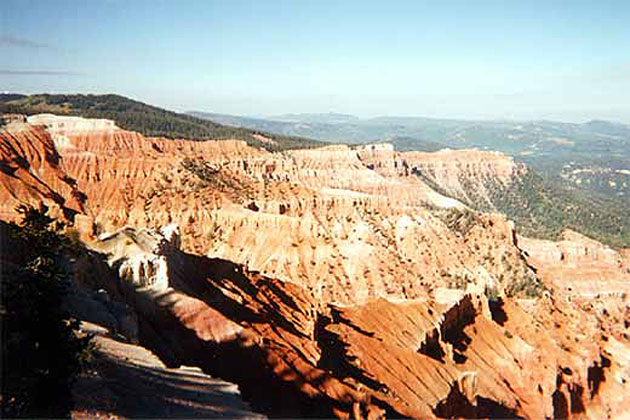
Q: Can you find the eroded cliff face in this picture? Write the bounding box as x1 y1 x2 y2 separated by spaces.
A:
0 115 539 306
0 121 86 221
81 224 630 419
518 230 630 298
2 115 629 419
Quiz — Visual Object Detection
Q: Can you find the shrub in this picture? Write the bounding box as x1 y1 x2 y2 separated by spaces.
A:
505 277 544 298
484 285 500 302
438 208 481 237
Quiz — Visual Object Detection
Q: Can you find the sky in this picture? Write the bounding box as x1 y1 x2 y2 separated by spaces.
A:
1 0 629 122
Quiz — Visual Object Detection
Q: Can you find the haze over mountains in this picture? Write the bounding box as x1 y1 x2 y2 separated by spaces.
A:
190 110 630 150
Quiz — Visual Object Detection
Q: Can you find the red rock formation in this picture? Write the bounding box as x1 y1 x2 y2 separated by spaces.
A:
84 224 630 419
3 116 531 306
2 114 629 419
0 122 85 221
518 230 630 298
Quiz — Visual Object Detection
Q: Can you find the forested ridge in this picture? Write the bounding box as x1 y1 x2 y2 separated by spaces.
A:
0 93 323 151
492 170 630 248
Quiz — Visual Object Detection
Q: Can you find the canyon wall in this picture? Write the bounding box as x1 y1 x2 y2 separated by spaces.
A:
1 115 629 419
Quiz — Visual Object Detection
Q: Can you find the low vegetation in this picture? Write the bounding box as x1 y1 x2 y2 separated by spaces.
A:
505 276 545 298
437 207 482 237
180 157 255 202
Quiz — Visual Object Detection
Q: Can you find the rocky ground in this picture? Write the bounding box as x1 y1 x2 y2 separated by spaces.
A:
71 322 264 420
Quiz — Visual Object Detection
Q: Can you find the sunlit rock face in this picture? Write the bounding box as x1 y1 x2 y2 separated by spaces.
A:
518 230 630 298
2 115 535 306
0 122 86 221
77 223 630 419
2 114 629 419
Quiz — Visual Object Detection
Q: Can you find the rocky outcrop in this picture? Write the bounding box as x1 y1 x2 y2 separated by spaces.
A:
399 149 526 209
82 225 386 418
518 230 630 298
0 122 86 221
71 322 265 420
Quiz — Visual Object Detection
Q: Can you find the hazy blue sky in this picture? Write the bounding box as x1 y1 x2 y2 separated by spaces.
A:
2 0 629 122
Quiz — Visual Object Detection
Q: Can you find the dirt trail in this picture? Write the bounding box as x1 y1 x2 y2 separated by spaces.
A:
72 323 265 419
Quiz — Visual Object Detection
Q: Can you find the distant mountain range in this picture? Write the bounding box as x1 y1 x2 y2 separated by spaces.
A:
270 112 360 124
190 111 630 200
190 111 630 153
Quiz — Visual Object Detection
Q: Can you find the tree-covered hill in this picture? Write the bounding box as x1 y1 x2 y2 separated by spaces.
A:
0 94 323 151
417 167 630 248
491 170 630 248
